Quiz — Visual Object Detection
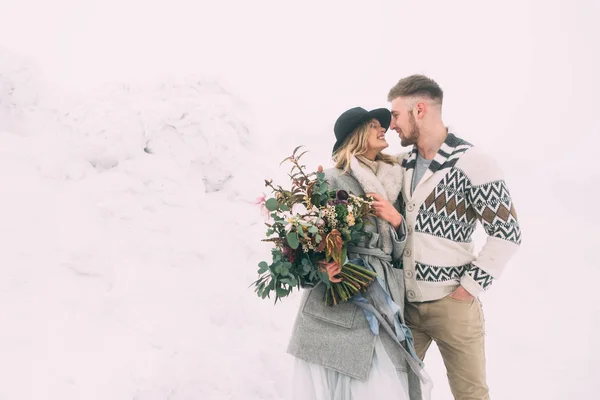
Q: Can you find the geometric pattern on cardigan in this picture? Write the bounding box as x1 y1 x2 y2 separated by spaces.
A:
405 133 522 292
465 264 494 290
414 172 518 291
416 262 468 282
402 133 472 174
469 180 522 245
415 168 478 243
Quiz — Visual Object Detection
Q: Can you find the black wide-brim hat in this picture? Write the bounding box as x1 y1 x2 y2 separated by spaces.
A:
332 107 392 154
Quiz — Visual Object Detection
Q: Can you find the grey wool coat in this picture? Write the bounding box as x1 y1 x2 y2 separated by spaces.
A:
287 155 426 399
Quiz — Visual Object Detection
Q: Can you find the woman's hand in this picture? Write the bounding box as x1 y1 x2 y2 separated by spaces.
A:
367 193 403 230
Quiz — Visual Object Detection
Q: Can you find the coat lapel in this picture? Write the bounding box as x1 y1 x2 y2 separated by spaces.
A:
348 155 404 256
349 156 403 202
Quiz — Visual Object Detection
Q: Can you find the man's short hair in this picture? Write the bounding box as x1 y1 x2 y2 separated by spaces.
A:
387 74 444 104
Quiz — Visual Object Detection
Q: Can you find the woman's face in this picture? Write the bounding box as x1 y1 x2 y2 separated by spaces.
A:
365 119 389 156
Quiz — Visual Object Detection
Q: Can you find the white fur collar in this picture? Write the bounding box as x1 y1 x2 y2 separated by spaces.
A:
349 155 404 202
346 154 404 256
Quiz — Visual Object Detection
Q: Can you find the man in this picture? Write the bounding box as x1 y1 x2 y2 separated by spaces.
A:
386 75 522 399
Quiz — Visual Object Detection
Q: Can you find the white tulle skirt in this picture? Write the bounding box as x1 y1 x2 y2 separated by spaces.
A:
291 336 412 400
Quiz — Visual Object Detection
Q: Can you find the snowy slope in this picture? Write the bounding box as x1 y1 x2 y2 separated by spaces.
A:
0 57 294 399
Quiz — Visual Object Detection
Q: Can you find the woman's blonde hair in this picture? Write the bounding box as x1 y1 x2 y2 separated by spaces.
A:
332 119 397 173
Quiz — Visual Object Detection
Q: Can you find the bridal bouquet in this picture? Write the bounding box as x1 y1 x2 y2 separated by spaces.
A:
253 146 378 306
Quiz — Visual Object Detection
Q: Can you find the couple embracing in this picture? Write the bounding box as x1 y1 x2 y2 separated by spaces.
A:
287 75 522 400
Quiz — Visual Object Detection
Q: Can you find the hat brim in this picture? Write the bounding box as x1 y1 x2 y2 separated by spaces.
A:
332 108 391 153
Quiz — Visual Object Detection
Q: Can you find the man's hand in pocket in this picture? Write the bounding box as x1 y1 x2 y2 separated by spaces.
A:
449 286 474 301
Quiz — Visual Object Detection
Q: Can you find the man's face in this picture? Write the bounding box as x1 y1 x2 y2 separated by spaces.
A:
390 97 420 147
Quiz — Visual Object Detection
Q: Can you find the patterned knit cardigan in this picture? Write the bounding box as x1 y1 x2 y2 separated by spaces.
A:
399 133 522 302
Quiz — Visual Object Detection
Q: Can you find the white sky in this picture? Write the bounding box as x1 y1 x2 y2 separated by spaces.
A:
0 0 598 172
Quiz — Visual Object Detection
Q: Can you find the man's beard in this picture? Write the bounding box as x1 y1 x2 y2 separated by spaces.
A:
400 114 420 147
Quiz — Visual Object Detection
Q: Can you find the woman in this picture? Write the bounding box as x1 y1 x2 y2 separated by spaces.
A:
287 107 431 400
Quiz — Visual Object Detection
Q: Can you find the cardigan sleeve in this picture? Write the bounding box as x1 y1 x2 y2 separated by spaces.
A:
459 150 522 296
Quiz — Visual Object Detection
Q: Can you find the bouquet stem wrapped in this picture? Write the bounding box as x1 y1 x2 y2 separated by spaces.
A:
323 261 378 305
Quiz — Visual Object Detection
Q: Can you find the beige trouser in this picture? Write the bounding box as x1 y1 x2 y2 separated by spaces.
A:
405 295 489 400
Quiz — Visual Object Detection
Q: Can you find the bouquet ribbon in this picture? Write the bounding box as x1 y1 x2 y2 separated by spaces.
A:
347 258 423 368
